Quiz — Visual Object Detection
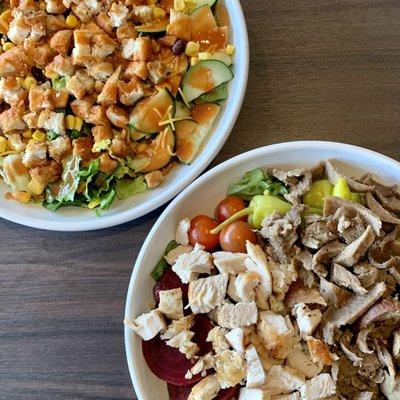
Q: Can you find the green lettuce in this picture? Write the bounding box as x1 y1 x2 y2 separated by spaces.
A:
151 240 179 281
116 176 147 200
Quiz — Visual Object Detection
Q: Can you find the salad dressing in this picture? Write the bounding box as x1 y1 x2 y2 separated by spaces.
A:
187 66 215 92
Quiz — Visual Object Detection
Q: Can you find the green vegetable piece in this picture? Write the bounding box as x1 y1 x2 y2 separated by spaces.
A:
68 129 81 139
96 187 116 216
47 130 59 141
52 76 69 91
116 176 147 200
151 240 179 281
333 177 351 200
303 206 323 216
248 194 292 229
303 180 334 208
351 192 363 204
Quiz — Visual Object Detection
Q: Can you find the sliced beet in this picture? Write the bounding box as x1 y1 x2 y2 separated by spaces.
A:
167 382 239 400
154 267 189 304
142 314 213 386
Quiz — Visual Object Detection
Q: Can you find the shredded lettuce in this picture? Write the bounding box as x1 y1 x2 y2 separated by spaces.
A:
47 130 59 141
52 76 69 91
92 139 111 153
116 176 147 200
227 168 288 201
151 240 179 281
56 155 81 202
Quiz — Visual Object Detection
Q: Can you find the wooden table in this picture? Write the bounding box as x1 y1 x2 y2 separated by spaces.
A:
1 1 400 399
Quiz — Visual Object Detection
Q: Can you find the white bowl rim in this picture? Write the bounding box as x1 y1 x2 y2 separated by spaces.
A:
124 140 400 399
0 0 249 232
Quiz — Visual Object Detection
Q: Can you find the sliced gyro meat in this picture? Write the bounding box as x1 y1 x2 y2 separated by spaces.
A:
365 192 400 224
357 298 400 329
331 263 367 294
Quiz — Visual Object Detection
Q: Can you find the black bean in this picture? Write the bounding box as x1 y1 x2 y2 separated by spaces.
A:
31 67 46 83
172 39 187 55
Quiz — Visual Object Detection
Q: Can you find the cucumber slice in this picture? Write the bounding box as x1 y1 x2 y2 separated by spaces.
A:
182 60 233 102
174 101 191 119
195 82 228 104
131 127 175 173
136 19 169 34
186 0 218 12
129 89 175 134
206 49 232 66
176 103 220 164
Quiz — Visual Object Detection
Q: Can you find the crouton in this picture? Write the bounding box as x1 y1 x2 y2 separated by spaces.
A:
96 66 121 104
88 62 113 82
32 43 55 68
45 0 66 14
92 33 117 60
118 76 144 106
23 112 39 129
29 85 54 112
131 5 153 23
108 2 129 28
98 152 118 175
71 29 92 66
110 137 132 158
48 135 71 163
123 60 148 81
116 22 136 43
48 55 75 77
145 170 163 189
0 77 27 106
7 17 31 45
122 37 152 61
106 104 128 128
70 96 94 121
147 61 168 84
87 105 108 125
66 70 94 99
7 133 26 151
72 136 94 161
29 160 61 186
49 29 73 56
22 140 47 168
0 106 27 132
37 109 65 135
92 124 113 143
95 11 113 34
0 46 30 77
50 89 69 108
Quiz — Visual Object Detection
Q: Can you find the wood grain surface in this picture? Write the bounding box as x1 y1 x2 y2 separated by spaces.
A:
2 1 400 399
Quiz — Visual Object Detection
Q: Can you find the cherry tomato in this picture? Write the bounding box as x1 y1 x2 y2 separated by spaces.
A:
214 196 247 222
188 215 220 251
220 221 257 253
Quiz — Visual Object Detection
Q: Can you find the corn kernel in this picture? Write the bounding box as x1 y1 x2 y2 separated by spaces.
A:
22 76 37 90
39 1 46 11
174 0 186 11
146 0 158 4
66 114 75 130
45 69 59 79
32 130 46 142
190 56 199 66
88 199 100 209
27 179 45 196
0 136 7 153
74 117 83 131
66 14 79 29
153 7 166 19
3 42 14 51
226 44 235 55
15 76 24 86
0 10 12 22
137 143 147 153
13 191 31 203
22 130 32 139
185 41 200 57
198 51 211 60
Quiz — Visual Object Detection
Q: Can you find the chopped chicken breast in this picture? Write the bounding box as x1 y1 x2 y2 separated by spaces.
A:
264 365 305 395
124 310 165 341
246 344 266 388
158 288 184 320
298 373 336 399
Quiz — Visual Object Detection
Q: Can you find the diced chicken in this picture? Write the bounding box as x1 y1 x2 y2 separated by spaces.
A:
29 85 53 113
123 60 148 81
91 33 117 60
22 140 47 168
7 16 30 45
188 375 221 400
228 272 259 302
160 315 194 340
264 365 305 395
106 104 128 128
293 303 322 337
66 70 95 99
188 273 228 314
0 77 27 106
110 137 132 158
0 107 27 132
48 55 75 77
48 136 72 163
167 9 191 41
37 109 65 135
213 251 248 275
225 327 247 353
70 97 93 121
306 337 337 366
298 373 336 400
185 352 214 380
124 309 166 341
22 112 39 129
271 394 300 400
131 4 153 23
88 106 109 126
166 329 199 359
50 29 73 56
97 66 120 104
286 348 323 379
144 170 163 189
88 62 113 83
29 160 61 187
118 77 144 106
284 282 327 309
71 29 92 66
98 153 118 175
245 241 273 297
207 326 230 353
239 387 271 400
147 60 168 84
270 258 297 295
116 22 136 43
172 244 213 283
257 311 294 359
246 344 266 388
165 244 193 265
158 288 184 320
331 263 367 294
175 218 190 245
108 1 128 28
319 277 350 307
213 349 246 388
214 301 258 329
45 0 66 14
122 37 152 61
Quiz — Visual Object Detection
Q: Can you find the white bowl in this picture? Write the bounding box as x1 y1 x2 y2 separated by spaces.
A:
124 140 400 400
0 0 249 231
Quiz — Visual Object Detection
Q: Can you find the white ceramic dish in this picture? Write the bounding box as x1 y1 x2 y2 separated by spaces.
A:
124 140 400 400
0 0 249 232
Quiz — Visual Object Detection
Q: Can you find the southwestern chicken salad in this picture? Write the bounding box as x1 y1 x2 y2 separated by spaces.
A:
126 159 400 400
0 0 233 213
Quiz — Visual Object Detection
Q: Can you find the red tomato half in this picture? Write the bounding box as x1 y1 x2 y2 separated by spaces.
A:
188 215 220 251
